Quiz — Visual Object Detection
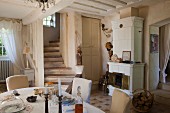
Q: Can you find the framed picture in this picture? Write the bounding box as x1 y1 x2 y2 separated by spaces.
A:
150 34 159 53
122 51 131 61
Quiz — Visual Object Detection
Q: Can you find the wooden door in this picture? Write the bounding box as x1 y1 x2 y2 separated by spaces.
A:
82 17 101 82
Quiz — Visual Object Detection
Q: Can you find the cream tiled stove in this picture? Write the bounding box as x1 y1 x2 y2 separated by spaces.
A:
108 16 145 96
107 62 145 96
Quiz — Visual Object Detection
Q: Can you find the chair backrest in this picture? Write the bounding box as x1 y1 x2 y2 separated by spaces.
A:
72 78 92 103
110 89 131 113
6 75 29 91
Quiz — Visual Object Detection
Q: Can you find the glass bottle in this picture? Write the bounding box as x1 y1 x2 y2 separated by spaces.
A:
75 86 83 113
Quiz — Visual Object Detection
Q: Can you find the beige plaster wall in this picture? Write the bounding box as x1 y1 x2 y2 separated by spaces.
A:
138 0 170 90
149 26 159 90
60 13 68 67
66 12 77 70
101 13 120 75
120 7 139 19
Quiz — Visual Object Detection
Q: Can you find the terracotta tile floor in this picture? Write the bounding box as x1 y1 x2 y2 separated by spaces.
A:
91 90 111 113
90 89 170 113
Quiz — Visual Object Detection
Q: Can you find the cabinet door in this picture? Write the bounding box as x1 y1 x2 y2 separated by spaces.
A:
82 17 101 82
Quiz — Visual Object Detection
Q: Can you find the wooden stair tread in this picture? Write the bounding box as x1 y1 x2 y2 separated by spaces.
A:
49 40 60 43
44 56 62 58
45 74 75 78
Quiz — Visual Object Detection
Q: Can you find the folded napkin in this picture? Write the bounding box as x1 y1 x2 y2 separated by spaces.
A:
62 98 75 106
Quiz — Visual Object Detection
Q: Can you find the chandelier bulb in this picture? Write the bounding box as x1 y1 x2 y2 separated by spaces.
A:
26 0 55 13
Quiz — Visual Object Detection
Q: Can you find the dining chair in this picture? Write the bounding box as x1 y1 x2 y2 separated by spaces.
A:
6 75 29 91
110 89 131 113
72 78 92 103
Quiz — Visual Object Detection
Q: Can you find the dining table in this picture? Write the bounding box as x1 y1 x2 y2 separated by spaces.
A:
0 87 105 113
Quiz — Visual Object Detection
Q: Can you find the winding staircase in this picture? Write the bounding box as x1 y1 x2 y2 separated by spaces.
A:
44 41 76 90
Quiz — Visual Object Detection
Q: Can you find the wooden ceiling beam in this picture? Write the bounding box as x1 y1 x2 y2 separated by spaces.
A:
74 2 107 11
75 0 115 9
68 6 100 14
65 7 106 16
89 0 116 8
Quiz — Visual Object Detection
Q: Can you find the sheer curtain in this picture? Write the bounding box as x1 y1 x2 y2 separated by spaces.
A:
30 19 44 87
0 20 24 70
159 24 170 83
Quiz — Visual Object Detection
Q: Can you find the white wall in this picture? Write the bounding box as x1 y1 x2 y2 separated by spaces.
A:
101 13 120 74
66 12 76 70
149 26 159 90
139 1 170 90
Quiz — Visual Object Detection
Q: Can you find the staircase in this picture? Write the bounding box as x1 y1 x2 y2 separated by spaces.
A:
44 41 76 88
160 82 170 91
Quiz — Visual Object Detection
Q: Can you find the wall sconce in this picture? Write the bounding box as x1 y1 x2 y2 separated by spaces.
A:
101 24 113 38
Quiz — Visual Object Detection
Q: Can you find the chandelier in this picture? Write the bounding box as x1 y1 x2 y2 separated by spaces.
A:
26 0 55 13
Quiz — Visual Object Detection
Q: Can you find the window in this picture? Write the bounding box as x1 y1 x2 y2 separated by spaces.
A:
0 36 7 56
43 14 56 27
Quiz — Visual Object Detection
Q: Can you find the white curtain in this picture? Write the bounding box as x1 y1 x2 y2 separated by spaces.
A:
29 19 44 87
0 20 24 70
159 24 170 83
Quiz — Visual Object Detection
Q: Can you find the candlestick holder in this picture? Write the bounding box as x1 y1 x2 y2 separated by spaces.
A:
57 95 63 113
44 94 49 113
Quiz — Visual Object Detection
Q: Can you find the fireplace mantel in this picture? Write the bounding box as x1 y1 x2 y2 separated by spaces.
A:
107 62 145 96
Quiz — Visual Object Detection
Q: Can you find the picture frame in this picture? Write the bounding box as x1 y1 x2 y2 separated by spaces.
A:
150 34 159 53
122 51 131 61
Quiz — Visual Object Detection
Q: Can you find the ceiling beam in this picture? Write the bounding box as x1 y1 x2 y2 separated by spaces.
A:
112 0 127 5
67 6 100 15
75 0 115 9
22 0 76 25
89 0 116 8
74 2 107 11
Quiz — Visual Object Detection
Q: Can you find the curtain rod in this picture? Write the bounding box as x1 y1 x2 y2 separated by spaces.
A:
0 17 22 23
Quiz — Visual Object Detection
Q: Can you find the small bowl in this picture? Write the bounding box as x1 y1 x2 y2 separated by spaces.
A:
26 96 37 102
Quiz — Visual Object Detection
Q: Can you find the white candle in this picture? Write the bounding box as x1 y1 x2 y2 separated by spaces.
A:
58 78 62 96
44 87 49 94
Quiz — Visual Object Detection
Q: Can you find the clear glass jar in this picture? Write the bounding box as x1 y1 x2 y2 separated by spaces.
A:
75 86 83 113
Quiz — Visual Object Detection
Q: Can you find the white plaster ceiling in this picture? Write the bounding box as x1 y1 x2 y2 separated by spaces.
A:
62 0 166 16
0 0 165 24
63 0 141 16
0 0 37 19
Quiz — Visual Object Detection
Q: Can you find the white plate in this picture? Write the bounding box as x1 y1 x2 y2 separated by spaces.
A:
0 103 25 113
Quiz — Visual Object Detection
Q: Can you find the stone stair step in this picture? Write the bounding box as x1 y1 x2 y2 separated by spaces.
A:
44 52 61 57
161 83 170 91
44 64 65 68
44 74 76 77
44 57 63 62
45 69 75 75
49 40 60 43
44 56 62 58
152 89 170 106
44 45 59 47
44 47 60 52
44 62 64 67
45 74 75 78
45 77 74 84
49 42 60 47
45 67 71 70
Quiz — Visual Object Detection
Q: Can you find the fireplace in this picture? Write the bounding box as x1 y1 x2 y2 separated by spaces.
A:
115 73 122 88
109 72 129 90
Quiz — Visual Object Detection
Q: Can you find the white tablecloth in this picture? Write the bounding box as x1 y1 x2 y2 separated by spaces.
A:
0 87 105 113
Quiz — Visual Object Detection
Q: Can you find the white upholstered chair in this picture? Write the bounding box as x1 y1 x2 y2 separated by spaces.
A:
110 89 131 113
72 78 92 103
6 75 29 91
